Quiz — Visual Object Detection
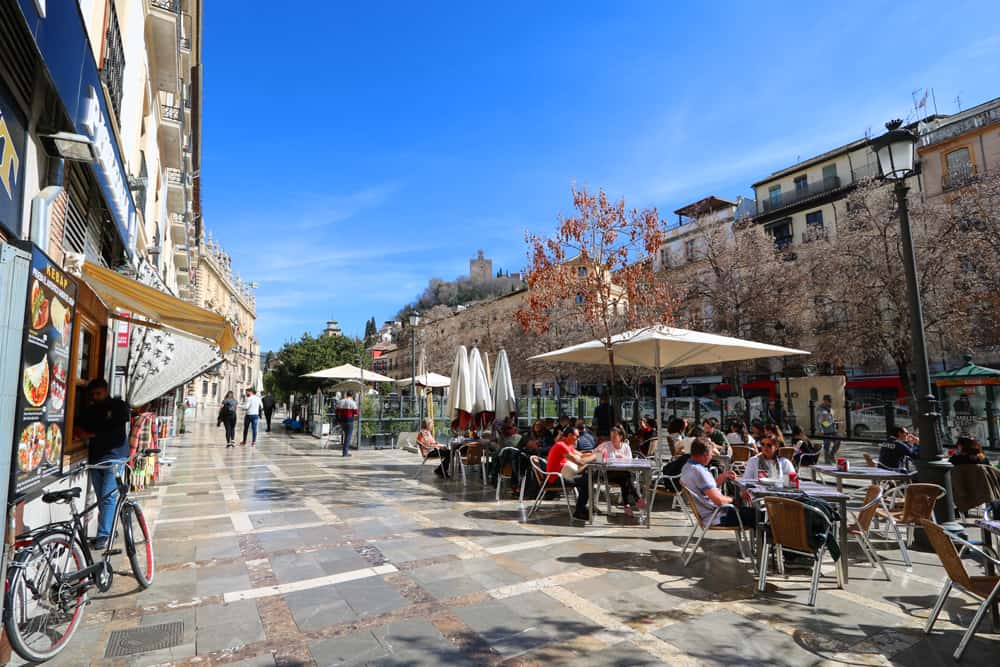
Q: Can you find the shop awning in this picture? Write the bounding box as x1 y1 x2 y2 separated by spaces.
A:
81 262 237 352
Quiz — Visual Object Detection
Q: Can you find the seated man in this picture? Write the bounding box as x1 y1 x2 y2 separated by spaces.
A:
742 437 795 480
680 438 756 527
878 425 919 471
546 426 597 522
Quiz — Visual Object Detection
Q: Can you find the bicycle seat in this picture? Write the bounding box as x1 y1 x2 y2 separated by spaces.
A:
142 448 161 455
42 488 82 504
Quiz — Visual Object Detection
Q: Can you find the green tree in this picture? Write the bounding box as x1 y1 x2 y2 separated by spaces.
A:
363 317 377 344
266 333 362 401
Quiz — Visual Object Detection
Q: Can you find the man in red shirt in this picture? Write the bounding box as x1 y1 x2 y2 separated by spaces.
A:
546 426 596 522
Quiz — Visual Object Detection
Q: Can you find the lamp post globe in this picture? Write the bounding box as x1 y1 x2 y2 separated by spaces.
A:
870 120 960 534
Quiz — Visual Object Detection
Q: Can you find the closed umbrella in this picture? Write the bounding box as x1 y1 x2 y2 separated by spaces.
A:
468 346 494 429
529 325 809 438
446 346 474 429
491 349 517 419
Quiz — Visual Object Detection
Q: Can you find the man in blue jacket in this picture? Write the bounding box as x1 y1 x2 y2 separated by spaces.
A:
878 425 920 471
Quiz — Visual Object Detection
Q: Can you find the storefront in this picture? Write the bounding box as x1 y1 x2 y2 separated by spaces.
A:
935 356 1000 451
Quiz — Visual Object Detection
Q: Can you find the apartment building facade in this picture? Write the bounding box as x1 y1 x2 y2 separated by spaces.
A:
917 96 1000 198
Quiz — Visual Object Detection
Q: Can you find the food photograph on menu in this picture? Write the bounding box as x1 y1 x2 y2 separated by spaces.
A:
12 246 78 495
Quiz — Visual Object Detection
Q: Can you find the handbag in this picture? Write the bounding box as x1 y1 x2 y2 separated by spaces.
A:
561 461 580 481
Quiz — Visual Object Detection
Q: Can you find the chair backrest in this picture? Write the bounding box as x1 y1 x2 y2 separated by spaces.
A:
461 443 484 465
679 485 709 529
901 483 945 523
529 455 548 485
855 485 883 532
778 447 795 461
763 497 813 554
645 437 658 459
863 452 877 467
731 445 753 463
920 519 973 590
950 464 1000 513
497 447 521 479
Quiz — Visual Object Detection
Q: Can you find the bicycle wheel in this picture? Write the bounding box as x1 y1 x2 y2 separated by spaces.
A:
4 531 88 663
122 502 155 587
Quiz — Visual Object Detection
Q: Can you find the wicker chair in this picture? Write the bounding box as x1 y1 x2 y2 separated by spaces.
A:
777 447 796 462
758 496 844 607
921 519 1000 660
526 455 575 520
414 437 449 478
678 484 748 566
876 483 945 568
730 446 754 474
455 442 486 485
863 452 877 468
846 485 891 580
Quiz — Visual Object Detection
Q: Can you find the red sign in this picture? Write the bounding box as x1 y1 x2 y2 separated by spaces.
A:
116 318 130 347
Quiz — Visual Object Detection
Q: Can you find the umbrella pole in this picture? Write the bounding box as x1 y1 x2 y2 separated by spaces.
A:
655 346 663 438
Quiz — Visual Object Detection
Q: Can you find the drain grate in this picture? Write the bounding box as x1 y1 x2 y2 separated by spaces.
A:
104 621 184 657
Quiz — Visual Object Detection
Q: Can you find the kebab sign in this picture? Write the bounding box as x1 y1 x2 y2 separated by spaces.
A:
11 245 78 496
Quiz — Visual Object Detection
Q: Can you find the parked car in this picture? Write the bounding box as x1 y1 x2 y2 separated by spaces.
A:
849 404 913 438
664 397 722 423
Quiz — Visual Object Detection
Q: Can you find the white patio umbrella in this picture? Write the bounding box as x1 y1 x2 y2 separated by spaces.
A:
468 346 494 428
446 346 474 426
491 349 517 418
301 363 395 383
394 372 452 388
529 325 809 434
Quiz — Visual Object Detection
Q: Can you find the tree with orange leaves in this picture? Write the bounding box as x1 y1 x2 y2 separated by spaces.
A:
515 186 677 417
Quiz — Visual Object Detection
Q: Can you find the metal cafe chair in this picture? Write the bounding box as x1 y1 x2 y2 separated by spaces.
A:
455 442 487 485
730 446 754 474
495 446 530 504
846 485 892 581
876 483 946 568
758 496 844 607
921 519 1000 660
526 455 575 521
679 484 748 567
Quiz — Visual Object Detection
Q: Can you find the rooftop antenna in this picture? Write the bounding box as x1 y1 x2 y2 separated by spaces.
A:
955 94 962 112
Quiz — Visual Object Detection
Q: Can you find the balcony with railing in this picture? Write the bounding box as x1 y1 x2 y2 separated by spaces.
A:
801 225 829 244
150 0 179 13
99 3 126 122
161 102 181 123
943 163 978 190
166 168 185 187
759 176 842 214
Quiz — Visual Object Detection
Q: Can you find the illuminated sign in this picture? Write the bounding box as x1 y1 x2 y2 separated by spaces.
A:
0 83 26 238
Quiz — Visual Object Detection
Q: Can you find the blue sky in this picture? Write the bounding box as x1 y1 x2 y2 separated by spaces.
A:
201 1 1000 352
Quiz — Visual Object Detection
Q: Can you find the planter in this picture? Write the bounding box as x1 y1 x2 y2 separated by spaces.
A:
311 421 330 438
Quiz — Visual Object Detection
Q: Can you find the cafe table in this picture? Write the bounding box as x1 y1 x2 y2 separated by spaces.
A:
586 458 654 528
976 519 1000 629
734 478 851 583
809 464 915 492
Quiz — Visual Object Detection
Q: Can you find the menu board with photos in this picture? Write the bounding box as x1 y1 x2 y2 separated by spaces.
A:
11 245 78 496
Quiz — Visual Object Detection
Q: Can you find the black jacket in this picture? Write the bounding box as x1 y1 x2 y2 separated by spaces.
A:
77 398 131 463
800 495 840 561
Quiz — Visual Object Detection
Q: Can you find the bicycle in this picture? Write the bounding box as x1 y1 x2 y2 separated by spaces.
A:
3 448 158 662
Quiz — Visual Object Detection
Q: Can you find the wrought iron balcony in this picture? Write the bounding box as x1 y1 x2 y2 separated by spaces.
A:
161 103 181 122
943 163 978 190
801 225 829 244
150 0 179 13
166 168 184 186
100 3 126 122
179 37 191 51
759 176 842 214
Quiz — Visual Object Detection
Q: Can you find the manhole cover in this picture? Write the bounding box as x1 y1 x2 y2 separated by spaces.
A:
104 621 184 657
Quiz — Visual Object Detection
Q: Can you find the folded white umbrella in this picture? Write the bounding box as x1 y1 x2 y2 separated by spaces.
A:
529 325 809 437
468 347 494 417
446 346 473 421
491 349 517 418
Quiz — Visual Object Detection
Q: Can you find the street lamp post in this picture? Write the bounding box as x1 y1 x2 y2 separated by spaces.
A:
774 321 793 430
870 120 959 532
408 313 420 423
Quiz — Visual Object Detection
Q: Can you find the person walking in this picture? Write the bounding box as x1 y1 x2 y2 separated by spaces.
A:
818 394 839 464
336 392 359 457
74 379 130 550
217 390 238 447
241 388 263 446
261 393 276 432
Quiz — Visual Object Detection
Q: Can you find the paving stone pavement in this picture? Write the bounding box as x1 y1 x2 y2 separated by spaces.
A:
13 420 999 666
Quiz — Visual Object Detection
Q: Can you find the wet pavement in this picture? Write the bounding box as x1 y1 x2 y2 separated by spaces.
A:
18 420 999 666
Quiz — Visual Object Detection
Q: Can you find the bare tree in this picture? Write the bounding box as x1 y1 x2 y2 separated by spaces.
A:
516 186 677 412
801 180 991 405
